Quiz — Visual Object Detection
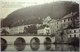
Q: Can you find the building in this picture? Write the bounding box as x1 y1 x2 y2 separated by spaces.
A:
43 16 51 25
10 25 28 35
10 24 41 35
1 27 10 32
67 28 80 43
1 27 10 35
37 25 51 35
35 24 42 28
48 19 58 34
55 11 79 43
67 28 80 38
56 12 79 31
60 12 78 29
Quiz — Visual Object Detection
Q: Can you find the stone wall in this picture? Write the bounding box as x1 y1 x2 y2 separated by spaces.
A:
55 30 68 43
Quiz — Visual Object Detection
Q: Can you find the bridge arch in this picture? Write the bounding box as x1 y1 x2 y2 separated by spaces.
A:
1 38 7 51
14 37 26 51
30 37 40 51
44 37 52 44
44 37 52 50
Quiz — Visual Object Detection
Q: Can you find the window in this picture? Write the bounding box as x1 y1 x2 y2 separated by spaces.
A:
64 19 66 22
69 31 71 33
68 18 70 21
79 29 80 32
70 35 71 37
57 26 58 28
46 29 50 33
74 30 76 33
46 29 50 35
74 34 76 37
68 18 69 21
71 18 72 20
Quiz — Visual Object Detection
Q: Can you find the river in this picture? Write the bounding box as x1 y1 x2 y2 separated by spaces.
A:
2 44 79 51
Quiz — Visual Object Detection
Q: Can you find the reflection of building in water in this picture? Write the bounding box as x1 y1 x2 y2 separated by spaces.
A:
30 37 40 51
55 44 68 51
14 37 26 51
68 45 79 51
37 25 51 35
55 44 79 51
44 43 52 51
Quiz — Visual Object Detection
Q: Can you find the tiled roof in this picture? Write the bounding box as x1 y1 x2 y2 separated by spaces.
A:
38 25 49 30
62 12 78 19
48 19 57 23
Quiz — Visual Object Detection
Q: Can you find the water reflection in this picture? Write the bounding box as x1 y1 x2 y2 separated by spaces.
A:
44 43 51 51
30 37 40 51
2 44 79 51
55 44 68 51
44 37 51 44
14 37 26 51
1 38 7 51
55 44 79 51
68 45 79 51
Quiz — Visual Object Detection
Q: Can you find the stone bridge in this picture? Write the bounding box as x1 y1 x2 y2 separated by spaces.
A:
1 35 55 45
1 35 55 51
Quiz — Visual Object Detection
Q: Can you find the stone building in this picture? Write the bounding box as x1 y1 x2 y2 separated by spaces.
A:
67 28 80 43
55 11 79 43
1 27 10 35
10 25 28 35
43 16 51 25
37 25 51 35
67 28 80 38
48 19 58 34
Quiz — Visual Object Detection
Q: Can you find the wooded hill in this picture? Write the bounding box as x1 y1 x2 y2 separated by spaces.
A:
1 1 79 27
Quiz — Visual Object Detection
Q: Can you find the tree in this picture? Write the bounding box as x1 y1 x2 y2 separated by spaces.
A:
60 30 64 43
23 27 28 34
27 25 37 34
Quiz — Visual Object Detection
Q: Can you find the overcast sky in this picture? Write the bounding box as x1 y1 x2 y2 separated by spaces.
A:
0 0 80 19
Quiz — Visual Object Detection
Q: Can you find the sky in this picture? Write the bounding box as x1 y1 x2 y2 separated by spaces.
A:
0 0 80 19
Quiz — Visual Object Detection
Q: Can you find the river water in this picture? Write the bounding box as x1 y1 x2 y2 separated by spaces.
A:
2 44 79 51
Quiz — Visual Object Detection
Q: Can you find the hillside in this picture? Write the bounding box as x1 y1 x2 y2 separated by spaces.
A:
1 1 79 27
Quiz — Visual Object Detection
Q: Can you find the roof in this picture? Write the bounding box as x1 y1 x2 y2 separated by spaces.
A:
38 25 49 30
48 19 57 23
43 16 51 22
1 29 9 34
62 12 78 19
